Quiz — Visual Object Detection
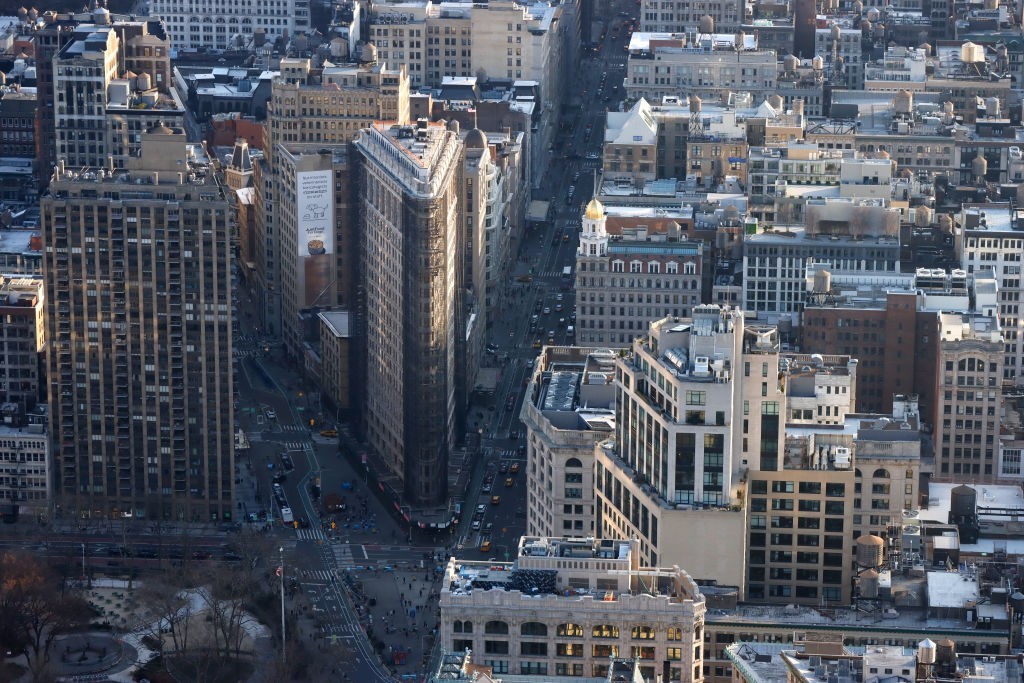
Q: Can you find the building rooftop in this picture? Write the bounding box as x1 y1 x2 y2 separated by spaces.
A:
0 275 42 306
704 597 1003 635
0 422 45 437
318 310 351 338
443 536 704 607
962 204 1015 233
356 120 462 198
927 571 980 609
0 229 40 257
746 226 899 246
918 482 1024 525
727 642 792 683
529 347 616 430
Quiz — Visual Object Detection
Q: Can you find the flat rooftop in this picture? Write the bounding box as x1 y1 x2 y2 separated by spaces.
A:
0 229 39 255
919 482 1024 524
927 570 980 609
705 599 1005 636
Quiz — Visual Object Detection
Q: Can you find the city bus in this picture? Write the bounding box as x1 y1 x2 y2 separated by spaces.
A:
560 266 572 290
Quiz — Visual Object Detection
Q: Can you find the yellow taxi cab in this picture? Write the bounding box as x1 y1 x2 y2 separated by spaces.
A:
491 495 501 505
479 540 492 552
319 429 338 437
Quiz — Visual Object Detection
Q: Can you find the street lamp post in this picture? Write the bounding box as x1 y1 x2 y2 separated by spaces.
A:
279 547 286 665
81 543 85 582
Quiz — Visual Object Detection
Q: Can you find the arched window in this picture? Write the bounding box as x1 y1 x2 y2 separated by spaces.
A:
557 623 584 637
485 620 509 635
454 620 473 633
855 468 863 478
521 622 547 637
667 626 683 641
632 625 656 640
630 261 642 273
666 261 678 274
612 260 624 273
873 468 890 479
593 624 620 638
566 458 583 468
683 261 696 275
648 261 660 274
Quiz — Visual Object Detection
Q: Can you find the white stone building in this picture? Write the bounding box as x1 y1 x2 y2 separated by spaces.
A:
149 0 310 51
439 536 706 681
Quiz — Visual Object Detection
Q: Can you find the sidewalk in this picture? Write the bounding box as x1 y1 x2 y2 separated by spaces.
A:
342 564 442 676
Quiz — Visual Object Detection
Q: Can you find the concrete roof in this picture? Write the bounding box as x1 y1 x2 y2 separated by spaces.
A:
926 571 979 609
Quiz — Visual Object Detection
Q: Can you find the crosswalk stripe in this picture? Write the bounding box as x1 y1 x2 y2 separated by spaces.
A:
295 527 327 541
299 568 335 582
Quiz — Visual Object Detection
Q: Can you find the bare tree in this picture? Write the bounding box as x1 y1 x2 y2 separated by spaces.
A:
195 558 262 660
0 551 90 682
137 578 195 657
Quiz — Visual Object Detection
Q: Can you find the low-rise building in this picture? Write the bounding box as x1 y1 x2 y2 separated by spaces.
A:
603 99 658 188
625 33 777 103
0 421 49 519
317 310 351 417
576 199 704 347
0 276 44 414
150 0 310 51
742 225 901 327
439 536 706 681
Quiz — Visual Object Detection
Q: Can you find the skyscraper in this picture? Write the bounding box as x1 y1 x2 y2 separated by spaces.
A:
258 54 408 342
352 120 464 505
42 124 234 521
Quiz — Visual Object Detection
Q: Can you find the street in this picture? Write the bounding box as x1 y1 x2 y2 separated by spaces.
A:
0 9 640 680
452 9 632 569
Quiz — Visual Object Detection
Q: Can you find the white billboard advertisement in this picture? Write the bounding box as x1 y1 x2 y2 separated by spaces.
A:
297 170 335 256
297 170 335 307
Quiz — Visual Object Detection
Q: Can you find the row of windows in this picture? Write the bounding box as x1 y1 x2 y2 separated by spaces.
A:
453 620 688 640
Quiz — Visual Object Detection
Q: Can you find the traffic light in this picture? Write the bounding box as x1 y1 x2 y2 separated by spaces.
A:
309 418 315 427
331 521 336 530
293 521 298 529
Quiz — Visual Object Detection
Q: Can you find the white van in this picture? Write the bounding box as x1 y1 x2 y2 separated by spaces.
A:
566 325 575 338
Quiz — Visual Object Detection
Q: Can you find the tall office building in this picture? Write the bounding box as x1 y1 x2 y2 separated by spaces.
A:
352 120 465 505
272 145 354 358
259 55 408 340
595 306 754 586
42 124 234 520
